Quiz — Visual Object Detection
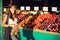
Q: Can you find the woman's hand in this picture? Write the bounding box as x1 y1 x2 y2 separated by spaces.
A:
9 24 15 28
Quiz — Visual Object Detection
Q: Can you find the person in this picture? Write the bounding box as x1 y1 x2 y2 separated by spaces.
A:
2 5 20 40
22 11 35 40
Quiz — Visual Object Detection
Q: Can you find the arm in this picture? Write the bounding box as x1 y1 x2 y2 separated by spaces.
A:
2 14 14 27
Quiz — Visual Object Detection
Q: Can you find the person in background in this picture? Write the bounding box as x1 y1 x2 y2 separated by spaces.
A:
16 9 20 18
18 11 26 24
22 11 35 40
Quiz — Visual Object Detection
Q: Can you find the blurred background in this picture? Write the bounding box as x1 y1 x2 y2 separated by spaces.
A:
3 0 60 12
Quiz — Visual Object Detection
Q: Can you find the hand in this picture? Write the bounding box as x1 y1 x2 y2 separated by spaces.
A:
9 24 15 28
